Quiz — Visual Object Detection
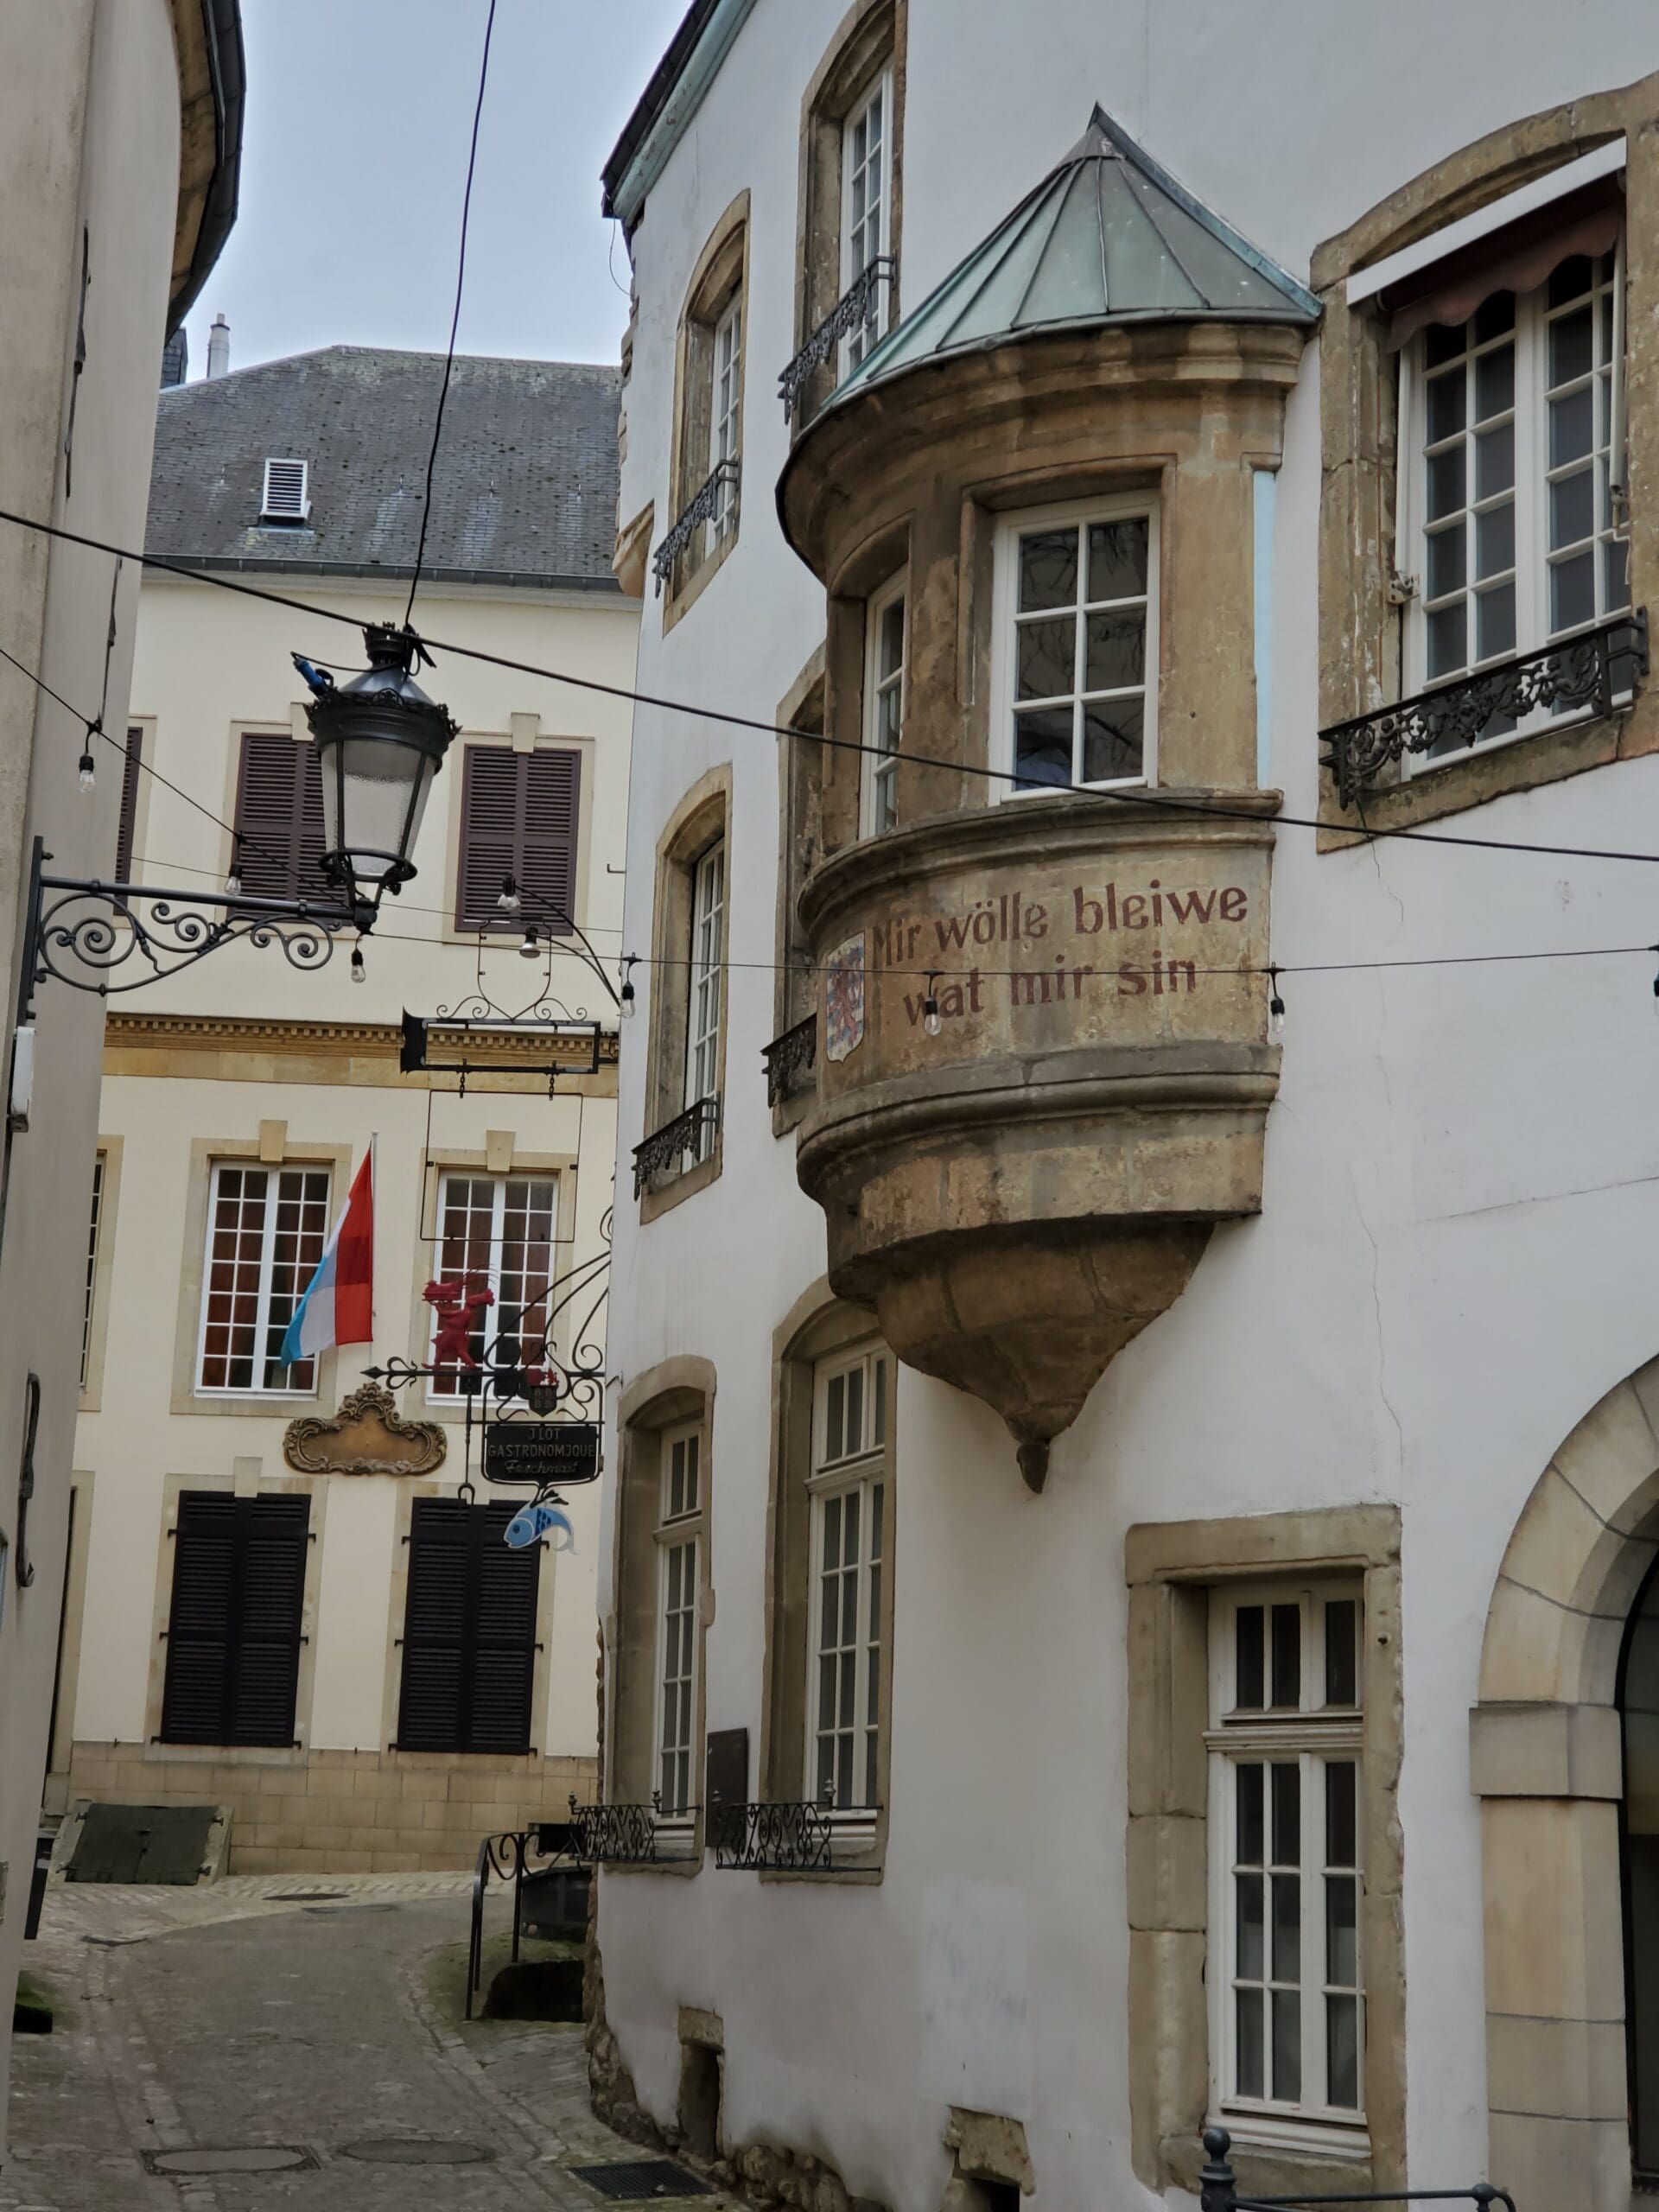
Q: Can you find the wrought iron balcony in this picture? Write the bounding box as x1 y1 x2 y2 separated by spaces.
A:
564 1795 698 1866
1319 609 1648 808
631 1097 718 1198
710 1796 872 1872
762 1015 817 1107
650 460 740 594
779 257 896 423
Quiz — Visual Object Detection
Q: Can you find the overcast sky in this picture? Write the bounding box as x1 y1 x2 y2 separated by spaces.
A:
177 0 687 378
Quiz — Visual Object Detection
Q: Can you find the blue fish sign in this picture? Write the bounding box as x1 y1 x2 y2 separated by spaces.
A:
504 1501 575 1553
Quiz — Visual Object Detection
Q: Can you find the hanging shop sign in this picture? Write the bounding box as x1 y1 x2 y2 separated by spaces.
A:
482 1421 601 1487
504 1499 575 1552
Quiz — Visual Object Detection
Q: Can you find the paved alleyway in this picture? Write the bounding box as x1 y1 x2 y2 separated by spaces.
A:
3 1880 705 2212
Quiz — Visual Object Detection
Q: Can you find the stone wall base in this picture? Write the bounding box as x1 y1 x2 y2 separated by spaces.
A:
62 1740 598 1874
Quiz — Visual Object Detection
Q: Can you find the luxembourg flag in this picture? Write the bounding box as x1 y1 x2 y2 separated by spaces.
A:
281 1141 374 1365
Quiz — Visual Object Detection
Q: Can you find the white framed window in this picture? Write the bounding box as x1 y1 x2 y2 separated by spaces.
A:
654 1424 702 1821
841 67 893 378
1208 1582 1365 2151
807 1344 891 1823
260 457 310 521
429 1172 560 1398
861 575 906 836
197 1162 331 1395
710 295 742 548
684 839 724 1161
1402 239 1630 767
991 494 1158 795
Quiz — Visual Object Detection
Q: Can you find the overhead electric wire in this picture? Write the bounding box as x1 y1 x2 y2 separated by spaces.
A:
403 0 499 628
4 499 1659 876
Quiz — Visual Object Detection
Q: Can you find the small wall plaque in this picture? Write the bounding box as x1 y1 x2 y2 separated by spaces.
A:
283 1382 446 1476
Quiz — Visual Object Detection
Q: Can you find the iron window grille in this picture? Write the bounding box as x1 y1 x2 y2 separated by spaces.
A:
632 1098 719 1198
1320 608 1647 807
779 256 898 423
566 1795 698 1866
710 1796 850 1872
652 461 741 595
762 1016 817 1108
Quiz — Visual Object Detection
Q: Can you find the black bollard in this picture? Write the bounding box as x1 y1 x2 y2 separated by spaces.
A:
1198 2126 1237 2212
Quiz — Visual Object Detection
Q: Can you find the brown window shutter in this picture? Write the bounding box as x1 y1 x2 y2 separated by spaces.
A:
454 744 581 933
232 732 327 899
114 726 143 880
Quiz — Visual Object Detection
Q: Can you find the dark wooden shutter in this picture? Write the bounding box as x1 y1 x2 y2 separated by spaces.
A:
232 731 327 899
160 1493 308 1746
397 1497 539 1753
114 726 143 880
454 746 581 933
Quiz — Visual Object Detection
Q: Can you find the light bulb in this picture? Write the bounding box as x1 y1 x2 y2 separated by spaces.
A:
1268 968 1286 1038
497 876 521 915
620 979 636 1017
350 946 366 986
518 925 541 961
923 995 942 1039
225 867 243 899
77 752 95 793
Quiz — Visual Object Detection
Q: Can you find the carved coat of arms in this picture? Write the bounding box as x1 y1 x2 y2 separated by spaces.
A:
823 932 866 1064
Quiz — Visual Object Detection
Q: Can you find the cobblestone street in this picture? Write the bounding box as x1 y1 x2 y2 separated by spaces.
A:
2 1881 696 2212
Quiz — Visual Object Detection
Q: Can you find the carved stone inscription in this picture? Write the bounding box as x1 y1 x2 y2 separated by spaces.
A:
823 846 1271 1089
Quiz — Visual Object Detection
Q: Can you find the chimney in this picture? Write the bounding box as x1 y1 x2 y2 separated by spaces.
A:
206 314 231 379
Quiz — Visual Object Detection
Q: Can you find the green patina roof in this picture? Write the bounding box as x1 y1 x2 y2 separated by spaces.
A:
834 105 1319 407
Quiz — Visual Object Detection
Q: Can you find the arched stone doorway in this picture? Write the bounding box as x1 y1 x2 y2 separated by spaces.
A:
1473 1358 1659 2207
1620 1554 1659 2180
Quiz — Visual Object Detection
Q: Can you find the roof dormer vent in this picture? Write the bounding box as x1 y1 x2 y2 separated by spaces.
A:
261 457 310 522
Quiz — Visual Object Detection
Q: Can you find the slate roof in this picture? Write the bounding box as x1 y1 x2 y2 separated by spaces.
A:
146 346 623 590
832 105 1319 411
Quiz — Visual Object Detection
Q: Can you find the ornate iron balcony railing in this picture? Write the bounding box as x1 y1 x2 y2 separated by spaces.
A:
711 1797 874 1872
632 1097 718 1198
779 256 896 423
1319 609 1648 808
564 1796 698 1866
651 460 740 594
762 1015 817 1107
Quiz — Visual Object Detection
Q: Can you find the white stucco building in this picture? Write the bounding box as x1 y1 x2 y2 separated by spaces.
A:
588 7 1659 2210
55 343 638 1874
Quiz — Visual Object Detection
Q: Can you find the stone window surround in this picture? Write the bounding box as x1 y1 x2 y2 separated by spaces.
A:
607 1356 717 1874
169 1133 352 1419
1124 1503 1402 2201
640 766 732 1224
1313 75 1657 847
1470 1350 1659 2210
791 0 908 432
142 1465 329 1766
408 1141 580 1427
664 193 750 632
379 1476 565 1764
758 1278 894 1882
79 1135 122 1413
772 643 827 1138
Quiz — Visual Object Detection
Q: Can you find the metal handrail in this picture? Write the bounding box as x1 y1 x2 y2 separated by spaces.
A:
631 1096 718 1198
650 461 740 594
465 1821 588 2021
1198 2128 1515 2212
762 1015 817 1107
1319 609 1647 807
779 256 897 422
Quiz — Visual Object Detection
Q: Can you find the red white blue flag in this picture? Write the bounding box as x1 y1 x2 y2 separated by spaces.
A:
282 1140 374 1363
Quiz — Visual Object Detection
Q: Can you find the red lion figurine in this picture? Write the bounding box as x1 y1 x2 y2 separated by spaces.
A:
423 1273 494 1370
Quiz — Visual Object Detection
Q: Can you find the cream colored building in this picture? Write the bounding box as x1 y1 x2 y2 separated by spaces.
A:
0 0 242 2134
57 344 638 1875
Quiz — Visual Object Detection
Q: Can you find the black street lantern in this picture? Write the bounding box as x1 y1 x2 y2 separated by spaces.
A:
301 625 459 929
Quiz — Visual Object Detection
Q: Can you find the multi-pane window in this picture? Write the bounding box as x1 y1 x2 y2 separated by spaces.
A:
841 70 893 376
861 578 906 836
429 1173 559 1397
1210 1584 1365 2139
197 1164 330 1395
80 1153 104 1391
684 841 724 1160
655 1426 702 1820
808 1345 891 1815
996 499 1157 792
711 296 742 547
1408 245 1629 760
